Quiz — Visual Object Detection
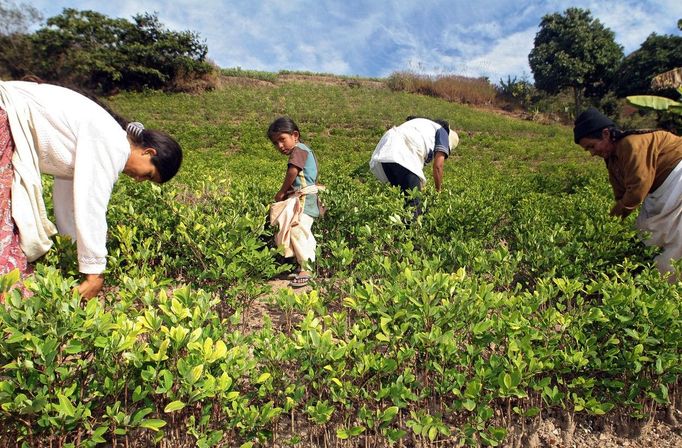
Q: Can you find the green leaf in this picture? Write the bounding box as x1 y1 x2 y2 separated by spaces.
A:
525 407 540 417
131 407 153 425
350 426 365 436
140 419 167 431
256 372 271 384
376 333 390 342
462 399 476 411
627 95 682 111
502 373 512 389
212 340 227 360
188 364 204 384
57 393 76 417
381 406 399 422
164 400 185 413
472 320 492 335
90 426 108 444
0 269 20 293
64 340 84 354
132 386 147 402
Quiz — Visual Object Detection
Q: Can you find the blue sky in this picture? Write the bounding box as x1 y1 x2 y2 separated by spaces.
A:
28 0 682 83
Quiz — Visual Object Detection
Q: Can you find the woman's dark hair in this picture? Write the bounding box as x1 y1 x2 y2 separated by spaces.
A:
22 76 182 183
131 129 183 183
267 116 301 141
406 115 450 133
75 91 183 183
583 127 657 142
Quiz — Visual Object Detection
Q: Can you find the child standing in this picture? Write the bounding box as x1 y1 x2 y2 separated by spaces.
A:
268 117 322 288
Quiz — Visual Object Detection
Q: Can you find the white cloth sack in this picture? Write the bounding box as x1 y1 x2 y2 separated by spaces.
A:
291 213 316 266
0 82 57 261
636 161 682 275
269 185 321 262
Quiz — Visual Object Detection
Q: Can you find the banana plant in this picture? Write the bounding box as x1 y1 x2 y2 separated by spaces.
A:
626 67 682 115
626 89 682 115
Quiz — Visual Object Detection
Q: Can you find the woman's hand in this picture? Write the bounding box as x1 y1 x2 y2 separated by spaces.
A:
77 274 104 299
274 191 286 202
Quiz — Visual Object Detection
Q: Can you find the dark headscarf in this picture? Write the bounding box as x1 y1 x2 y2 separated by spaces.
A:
573 107 615 143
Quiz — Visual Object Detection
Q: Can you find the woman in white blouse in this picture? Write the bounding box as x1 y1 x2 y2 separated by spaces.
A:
0 80 182 298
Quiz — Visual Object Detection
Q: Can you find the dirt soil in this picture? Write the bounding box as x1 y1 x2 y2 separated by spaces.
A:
241 278 310 333
512 414 682 448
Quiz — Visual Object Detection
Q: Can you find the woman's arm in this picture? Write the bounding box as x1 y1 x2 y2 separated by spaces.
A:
275 165 300 201
53 178 105 298
610 141 655 218
70 126 129 296
432 152 446 192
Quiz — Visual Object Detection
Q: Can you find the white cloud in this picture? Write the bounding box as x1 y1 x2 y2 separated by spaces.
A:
25 0 682 80
466 28 537 81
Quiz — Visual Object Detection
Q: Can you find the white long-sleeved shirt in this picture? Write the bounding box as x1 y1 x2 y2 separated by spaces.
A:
369 118 450 184
2 81 130 274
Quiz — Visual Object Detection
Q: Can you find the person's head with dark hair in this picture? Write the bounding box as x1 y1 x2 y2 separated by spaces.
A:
433 119 450 134
573 107 620 159
406 116 450 133
268 116 300 140
573 108 617 142
267 116 301 155
123 122 183 183
572 107 659 159
573 107 656 151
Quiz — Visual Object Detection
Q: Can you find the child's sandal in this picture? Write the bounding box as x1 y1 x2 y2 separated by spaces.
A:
288 274 311 288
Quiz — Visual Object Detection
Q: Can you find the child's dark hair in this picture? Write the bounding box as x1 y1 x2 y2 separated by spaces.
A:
267 116 301 141
22 76 182 183
406 115 450 133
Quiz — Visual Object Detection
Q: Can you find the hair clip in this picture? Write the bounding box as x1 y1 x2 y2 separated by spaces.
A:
126 121 145 138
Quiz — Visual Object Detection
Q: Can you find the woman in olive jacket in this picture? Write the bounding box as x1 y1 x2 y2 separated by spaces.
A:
574 107 682 279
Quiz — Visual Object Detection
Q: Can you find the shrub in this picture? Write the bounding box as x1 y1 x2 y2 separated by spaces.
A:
497 76 537 110
20 9 214 93
386 71 497 106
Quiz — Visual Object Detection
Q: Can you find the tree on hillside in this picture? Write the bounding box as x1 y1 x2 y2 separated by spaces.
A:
528 8 623 113
0 0 42 78
22 8 212 93
612 32 682 98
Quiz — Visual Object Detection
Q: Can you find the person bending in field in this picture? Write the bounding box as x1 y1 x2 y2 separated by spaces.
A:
0 79 182 299
268 117 323 288
574 107 682 280
369 116 459 216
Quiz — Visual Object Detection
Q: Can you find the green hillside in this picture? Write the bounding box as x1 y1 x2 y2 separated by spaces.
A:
1 76 680 447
